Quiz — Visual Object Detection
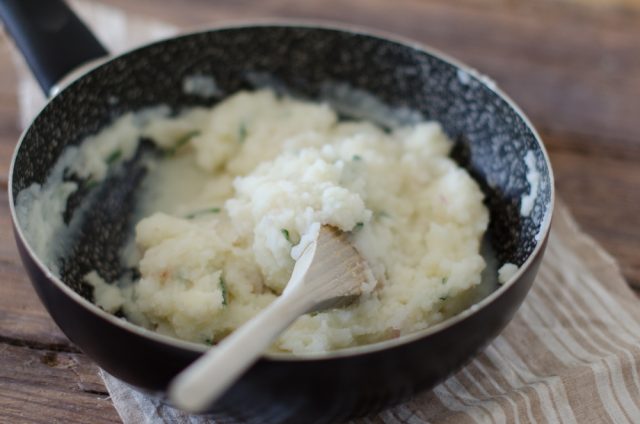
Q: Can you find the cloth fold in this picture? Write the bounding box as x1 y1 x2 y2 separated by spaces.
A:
10 2 640 423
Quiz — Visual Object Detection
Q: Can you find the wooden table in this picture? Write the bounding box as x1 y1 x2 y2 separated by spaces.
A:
1 0 639 422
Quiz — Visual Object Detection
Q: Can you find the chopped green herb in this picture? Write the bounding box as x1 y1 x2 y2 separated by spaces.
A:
352 154 362 161
185 207 221 219
175 131 198 148
106 149 122 165
353 222 364 231
204 338 213 346
165 130 200 156
238 122 248 143
219 277 228 306
176 271 189 283
441 278 448 285
439 296 448 301
375 211 389 219
281 228 291 242
85 180 99 190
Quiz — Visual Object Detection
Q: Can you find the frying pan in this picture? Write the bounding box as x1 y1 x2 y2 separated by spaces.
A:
1 0 554 422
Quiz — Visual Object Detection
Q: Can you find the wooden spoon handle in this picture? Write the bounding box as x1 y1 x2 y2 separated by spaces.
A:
168 241 319 413
169 291 309 412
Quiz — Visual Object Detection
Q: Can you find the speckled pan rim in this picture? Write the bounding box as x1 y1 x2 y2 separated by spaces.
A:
8 20 555 362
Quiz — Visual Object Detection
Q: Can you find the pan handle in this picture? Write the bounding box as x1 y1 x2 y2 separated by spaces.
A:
0 0 108 95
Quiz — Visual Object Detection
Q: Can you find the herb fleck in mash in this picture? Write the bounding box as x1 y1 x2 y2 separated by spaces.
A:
18 89 490 354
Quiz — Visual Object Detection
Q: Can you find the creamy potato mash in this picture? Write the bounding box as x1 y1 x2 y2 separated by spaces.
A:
18 89 491 354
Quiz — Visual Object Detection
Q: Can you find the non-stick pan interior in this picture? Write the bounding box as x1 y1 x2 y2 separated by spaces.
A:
11 25 552 302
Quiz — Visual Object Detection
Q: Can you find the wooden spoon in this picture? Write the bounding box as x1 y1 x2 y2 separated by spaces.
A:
168 224 371 412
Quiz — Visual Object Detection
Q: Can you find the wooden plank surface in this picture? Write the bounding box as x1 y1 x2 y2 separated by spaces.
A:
1 0 639 422
0 344 113 424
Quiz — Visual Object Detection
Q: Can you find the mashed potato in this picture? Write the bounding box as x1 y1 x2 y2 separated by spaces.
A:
20 89 490 354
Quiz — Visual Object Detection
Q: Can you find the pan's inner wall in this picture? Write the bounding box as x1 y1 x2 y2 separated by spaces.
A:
11 26 551 297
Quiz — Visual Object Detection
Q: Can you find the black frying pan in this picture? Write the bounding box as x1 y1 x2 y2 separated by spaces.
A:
2 0 553 422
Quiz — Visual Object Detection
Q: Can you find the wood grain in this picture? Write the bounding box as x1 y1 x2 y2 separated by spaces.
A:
0 0 639 423
0 343 117 423
98 0 640 156
548 141 640 287
0 32 20 185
